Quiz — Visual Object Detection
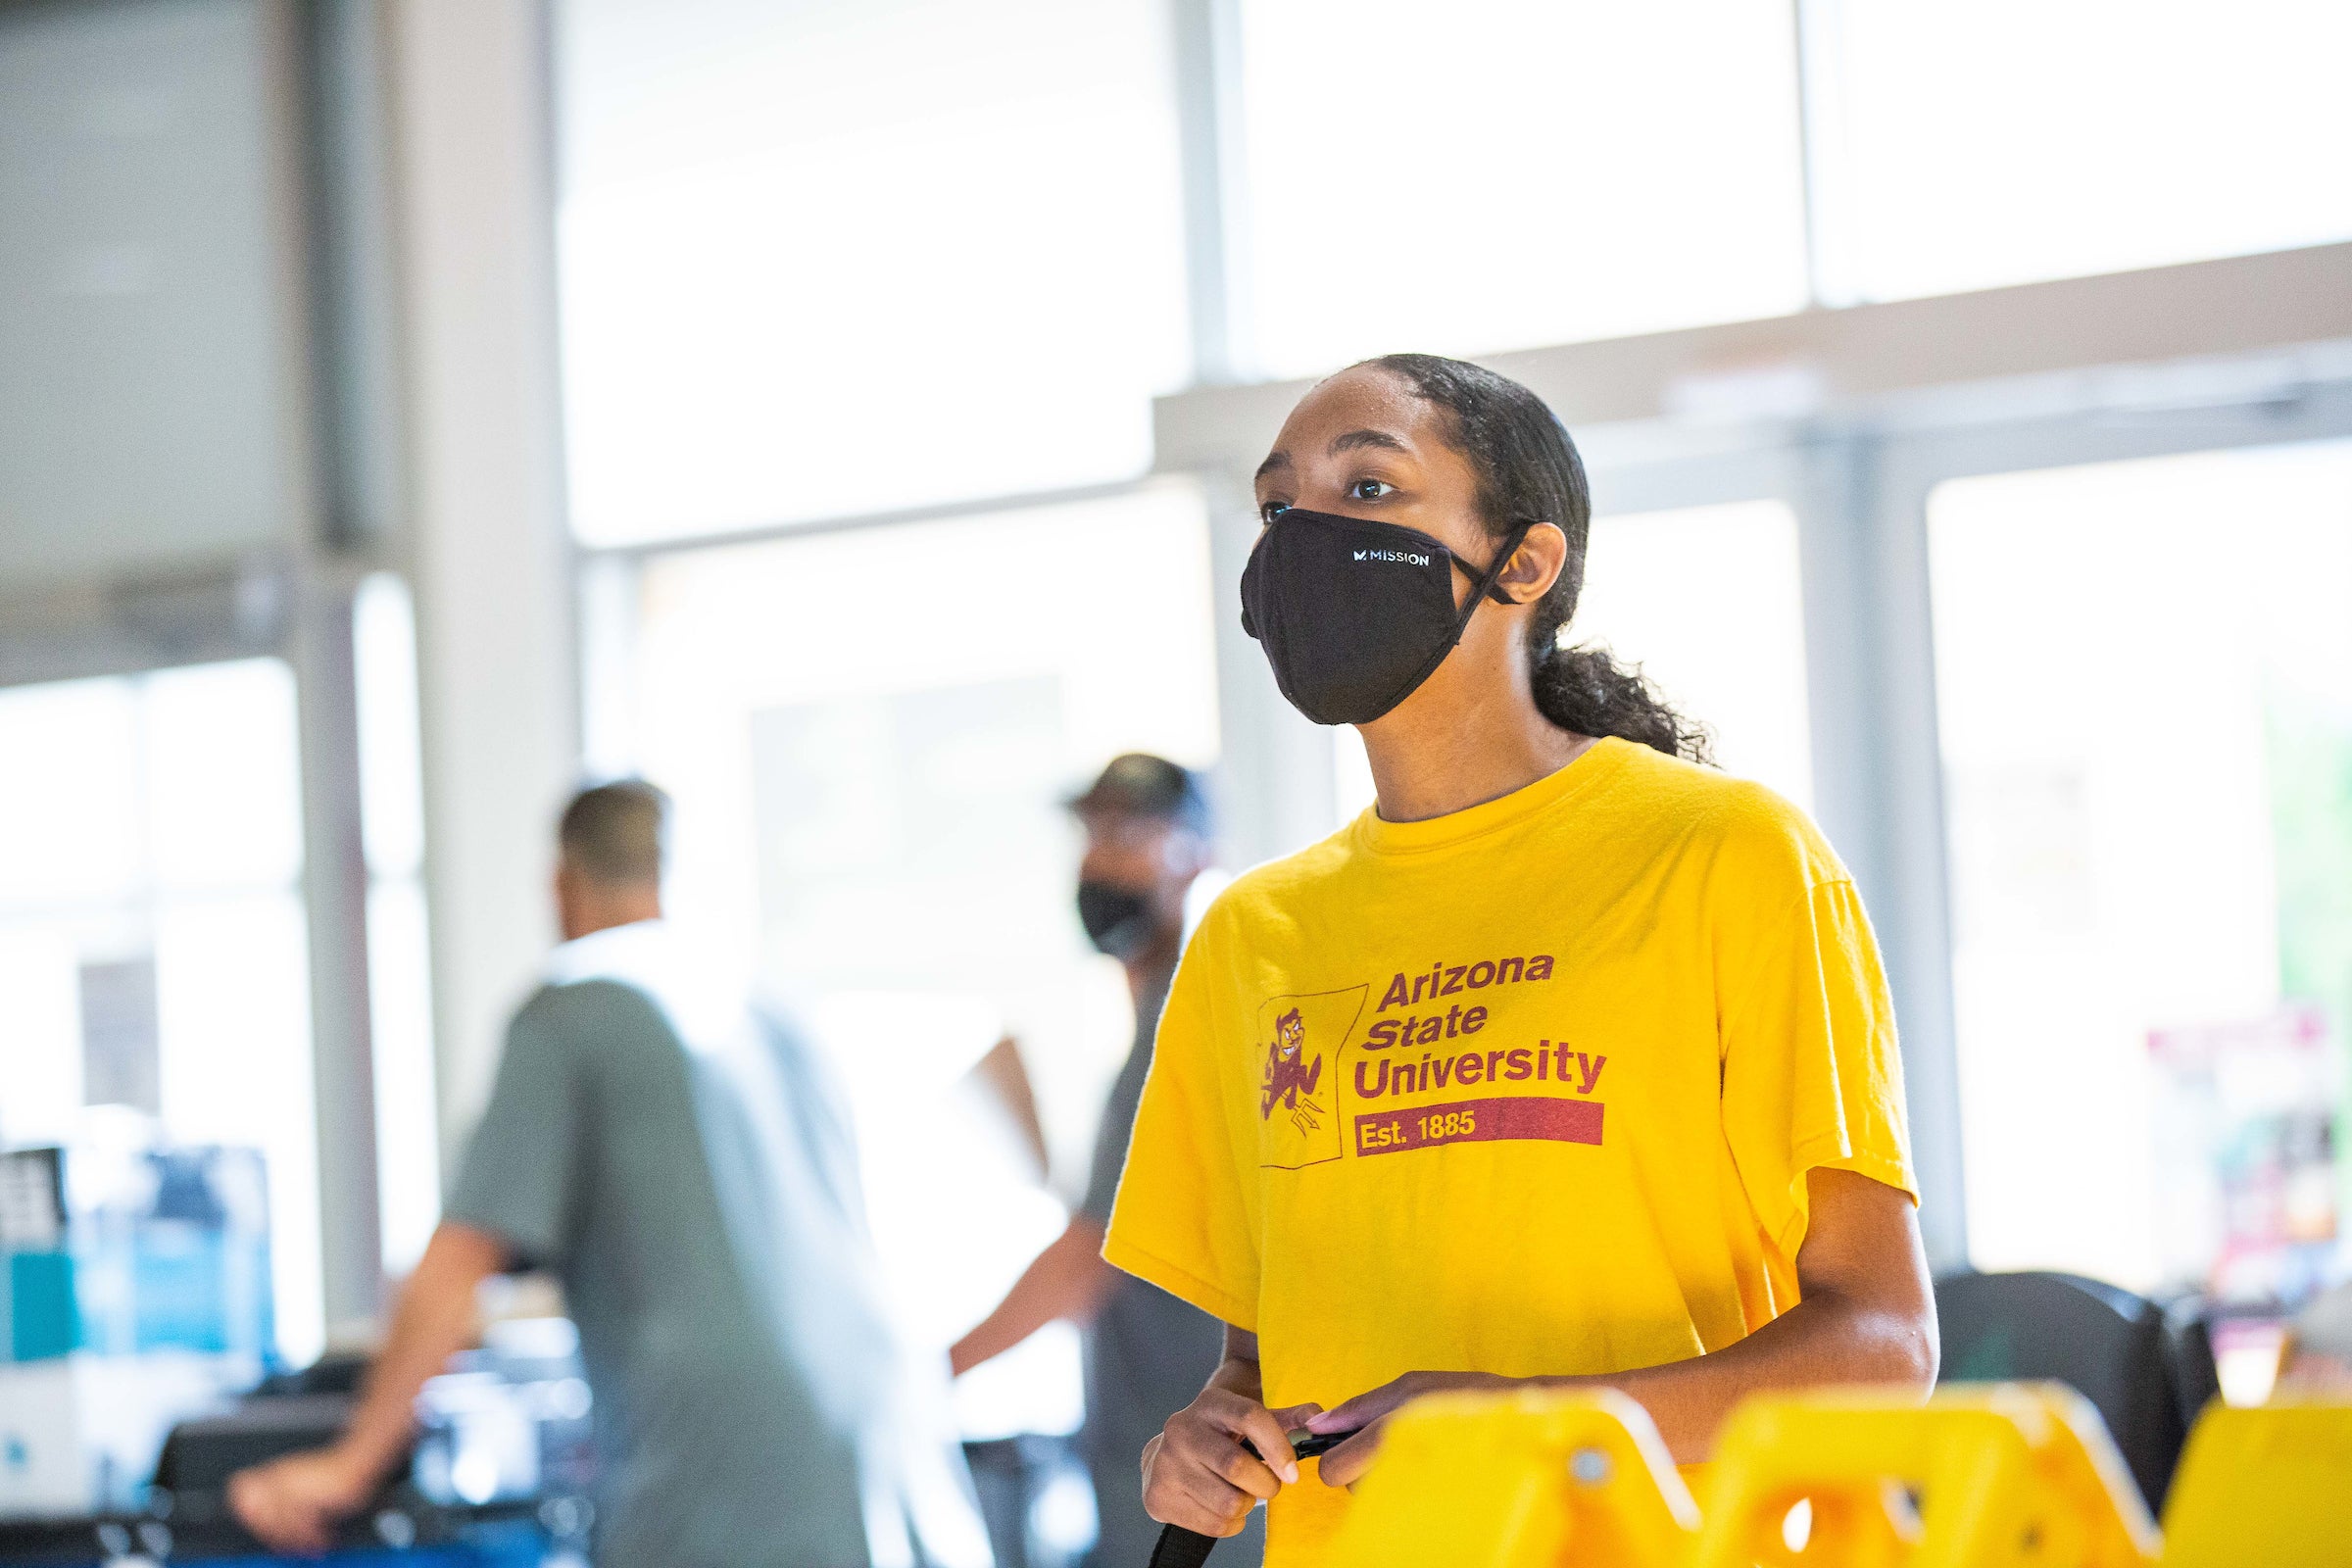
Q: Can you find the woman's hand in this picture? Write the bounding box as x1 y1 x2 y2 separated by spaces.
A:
1304 1370 1519 1488
1142 1382 1323 1537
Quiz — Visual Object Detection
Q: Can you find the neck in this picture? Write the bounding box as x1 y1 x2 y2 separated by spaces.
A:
563 888 663 943
1121 926 1182 999
1358 656 1594 823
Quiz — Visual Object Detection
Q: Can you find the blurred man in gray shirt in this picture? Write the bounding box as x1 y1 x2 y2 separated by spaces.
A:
232 781 989 1568
950 757 1258 1568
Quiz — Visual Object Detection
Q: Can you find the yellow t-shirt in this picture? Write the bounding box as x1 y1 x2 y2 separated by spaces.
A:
1102 738 1918 1564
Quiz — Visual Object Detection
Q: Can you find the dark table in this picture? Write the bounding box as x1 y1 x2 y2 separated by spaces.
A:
0 1491 582 1567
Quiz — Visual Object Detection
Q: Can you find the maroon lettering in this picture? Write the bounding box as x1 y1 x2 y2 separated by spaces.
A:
1377 955 1551 1012
1353 1096 1604 1157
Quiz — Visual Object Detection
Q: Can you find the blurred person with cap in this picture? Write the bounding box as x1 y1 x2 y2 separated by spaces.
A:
230 780 991 1568
950 755 1260 1567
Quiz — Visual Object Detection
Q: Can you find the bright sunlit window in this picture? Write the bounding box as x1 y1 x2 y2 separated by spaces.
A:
1336 500 1813 821
355 574 440 1276
1822 0 2352 301
0 661 323 1363
1932 440 2352 1299
594 483 1222 1439
556 0 1189 545
1234 0 1809 379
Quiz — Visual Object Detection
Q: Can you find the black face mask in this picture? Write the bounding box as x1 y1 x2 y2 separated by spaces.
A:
1240 509 1534 726
1076 879 1155 958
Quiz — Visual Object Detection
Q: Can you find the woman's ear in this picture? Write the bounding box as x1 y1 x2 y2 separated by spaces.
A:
1501 522 1569 604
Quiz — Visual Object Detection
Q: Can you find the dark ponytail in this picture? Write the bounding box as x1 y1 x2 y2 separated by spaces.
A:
1357 353 1712 764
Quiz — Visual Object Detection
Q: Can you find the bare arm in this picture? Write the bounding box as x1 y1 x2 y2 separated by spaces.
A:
1312 1167 1937 1484
950 1215 1120 1375
1595 1166 1936 1455
228 1221 512 1553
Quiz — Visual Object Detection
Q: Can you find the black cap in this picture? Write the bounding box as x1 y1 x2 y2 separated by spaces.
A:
1066 753 1213 835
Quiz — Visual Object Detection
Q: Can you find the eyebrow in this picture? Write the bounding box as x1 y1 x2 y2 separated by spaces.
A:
1254 427 1410 483
1329 428 1408 456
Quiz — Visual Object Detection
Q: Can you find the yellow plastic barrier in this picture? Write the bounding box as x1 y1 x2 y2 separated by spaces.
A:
1690 1384 2159 1568
2159 1401 2352 1568
1322 1384 2346 1568
1330 1388 1700 1568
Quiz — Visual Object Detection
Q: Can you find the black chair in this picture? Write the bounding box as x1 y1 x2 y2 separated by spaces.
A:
1933 1270 2219 1513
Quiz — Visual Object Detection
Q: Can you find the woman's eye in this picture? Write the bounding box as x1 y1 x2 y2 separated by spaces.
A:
1259 501 1292 524
1348 478 1396 502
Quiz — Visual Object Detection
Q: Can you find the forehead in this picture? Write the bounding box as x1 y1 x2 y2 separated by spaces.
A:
1268 368 1444 461
1075 806 1178 849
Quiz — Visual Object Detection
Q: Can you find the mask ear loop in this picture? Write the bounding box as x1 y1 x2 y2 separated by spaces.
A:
1447 520 1538 624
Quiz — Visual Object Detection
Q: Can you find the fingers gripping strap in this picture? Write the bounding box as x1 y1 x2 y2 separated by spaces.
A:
1141 1430 1359 1566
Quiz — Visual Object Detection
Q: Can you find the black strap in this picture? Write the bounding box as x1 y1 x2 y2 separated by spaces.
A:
1447 520 1538 608
1148 1523 1220 1568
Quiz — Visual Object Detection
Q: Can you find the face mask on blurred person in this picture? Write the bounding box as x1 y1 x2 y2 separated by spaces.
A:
1240 509 1532 726
1077 880 1155 958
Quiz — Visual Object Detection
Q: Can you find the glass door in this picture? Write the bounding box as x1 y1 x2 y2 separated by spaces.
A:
1922 438 2352 1316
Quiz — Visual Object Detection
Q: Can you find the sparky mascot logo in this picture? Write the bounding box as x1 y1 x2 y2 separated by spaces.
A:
1260 1006 1327 1134
1253 987 1362 1169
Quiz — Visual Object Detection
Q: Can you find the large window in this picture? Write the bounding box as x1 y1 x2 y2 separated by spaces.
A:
1930 440 2352 1298
586 484 1222 1436
555 0 1189 545
0 660 323 1362
1234 0 1809 379
1820 0 2352 301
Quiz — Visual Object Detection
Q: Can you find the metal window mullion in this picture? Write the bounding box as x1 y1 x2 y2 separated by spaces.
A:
1860 441 1968 1273
1171 0 1252 387
1791 426 1969 1272
1790 0 1862 310
290 564 387 1334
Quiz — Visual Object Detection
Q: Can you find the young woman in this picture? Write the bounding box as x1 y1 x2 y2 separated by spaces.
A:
1104 354 1936 1563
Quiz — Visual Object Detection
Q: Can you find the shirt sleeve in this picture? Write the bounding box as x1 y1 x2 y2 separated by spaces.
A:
445 988 586 1268
1719 874 1920 1261
1102 924 1260 1330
